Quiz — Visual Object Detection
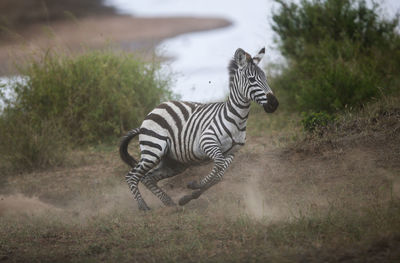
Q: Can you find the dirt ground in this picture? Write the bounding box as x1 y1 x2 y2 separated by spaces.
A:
1 132 398 217
0 14 231 75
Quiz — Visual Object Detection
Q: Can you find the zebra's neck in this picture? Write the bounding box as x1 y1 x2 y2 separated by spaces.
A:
224 81 251 130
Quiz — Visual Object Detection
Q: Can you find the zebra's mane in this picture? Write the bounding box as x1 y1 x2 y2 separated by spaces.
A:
228 56 254 78
228 59 238 78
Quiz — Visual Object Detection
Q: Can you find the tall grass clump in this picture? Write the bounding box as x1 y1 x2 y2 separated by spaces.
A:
271 0 400 116
0 109 66 171
0 49 172 171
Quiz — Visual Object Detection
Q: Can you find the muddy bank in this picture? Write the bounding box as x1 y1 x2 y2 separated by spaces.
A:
0 15 231 75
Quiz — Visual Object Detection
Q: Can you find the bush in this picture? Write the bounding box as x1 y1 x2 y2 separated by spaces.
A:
0 49 172 171
13 49 172 144
301 111 334 132
271 0 400 113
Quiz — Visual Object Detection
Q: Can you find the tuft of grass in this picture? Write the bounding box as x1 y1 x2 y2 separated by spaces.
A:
0 112 67 172
301 111 335 132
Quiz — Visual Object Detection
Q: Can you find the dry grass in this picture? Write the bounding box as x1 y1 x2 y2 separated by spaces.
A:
296 93 400 151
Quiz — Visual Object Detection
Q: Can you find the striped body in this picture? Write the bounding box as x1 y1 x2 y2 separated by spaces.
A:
139 100 248 165
120 47 279 210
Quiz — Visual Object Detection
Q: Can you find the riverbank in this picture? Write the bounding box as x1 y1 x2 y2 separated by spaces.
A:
0 15 231 75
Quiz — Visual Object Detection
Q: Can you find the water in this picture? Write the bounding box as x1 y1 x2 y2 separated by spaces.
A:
0 76 27 110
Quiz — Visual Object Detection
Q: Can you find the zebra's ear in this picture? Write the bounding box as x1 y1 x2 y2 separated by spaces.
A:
235 48 252 68
252 47 265 65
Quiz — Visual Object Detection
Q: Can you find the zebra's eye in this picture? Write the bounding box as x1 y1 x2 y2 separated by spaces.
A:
248 76 256 83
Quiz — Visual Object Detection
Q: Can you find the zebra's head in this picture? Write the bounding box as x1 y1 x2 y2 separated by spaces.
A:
231 48 279 113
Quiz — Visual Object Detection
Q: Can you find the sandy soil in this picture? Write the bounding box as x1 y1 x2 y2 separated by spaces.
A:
0 15 231 75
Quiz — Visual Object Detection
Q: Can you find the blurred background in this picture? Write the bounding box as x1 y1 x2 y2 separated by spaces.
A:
1 0 398 102
1 2 400 261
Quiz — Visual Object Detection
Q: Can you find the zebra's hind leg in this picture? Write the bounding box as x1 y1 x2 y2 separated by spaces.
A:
141 175 175 207
141 159 187 207
125 158 160 211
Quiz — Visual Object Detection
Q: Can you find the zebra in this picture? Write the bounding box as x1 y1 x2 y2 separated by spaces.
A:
120 47 279 210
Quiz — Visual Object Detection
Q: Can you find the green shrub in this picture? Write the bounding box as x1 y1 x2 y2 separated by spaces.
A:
0 49 172 171
271 0 400 113
301 111 335 132
12 49 172 144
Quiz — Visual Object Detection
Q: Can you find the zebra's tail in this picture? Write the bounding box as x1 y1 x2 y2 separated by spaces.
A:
119 128 140 168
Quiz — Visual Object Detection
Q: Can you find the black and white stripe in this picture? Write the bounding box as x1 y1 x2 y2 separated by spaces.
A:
120 47 279 210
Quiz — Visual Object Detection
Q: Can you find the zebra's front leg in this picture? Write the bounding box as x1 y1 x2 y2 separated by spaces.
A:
187 153 234 190
179 154 234 206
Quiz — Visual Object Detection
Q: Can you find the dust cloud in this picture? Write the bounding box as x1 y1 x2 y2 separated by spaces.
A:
0 139 396 224
242 176 285 221
0 194 60 216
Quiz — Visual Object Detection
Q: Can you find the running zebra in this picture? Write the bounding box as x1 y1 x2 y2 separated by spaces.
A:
120 47 279 210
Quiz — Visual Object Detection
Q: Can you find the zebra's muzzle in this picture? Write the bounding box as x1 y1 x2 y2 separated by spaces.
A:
263 93 279 113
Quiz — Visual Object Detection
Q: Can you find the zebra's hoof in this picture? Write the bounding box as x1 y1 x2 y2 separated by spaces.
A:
187 180 200 189
165 201 177 207
138 204 151 211
178 195 192 206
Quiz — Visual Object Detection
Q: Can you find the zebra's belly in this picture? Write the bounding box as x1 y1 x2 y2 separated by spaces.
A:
168 149 210 165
